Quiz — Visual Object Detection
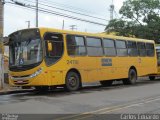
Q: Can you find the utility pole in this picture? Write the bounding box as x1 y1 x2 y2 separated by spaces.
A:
109 0 114 21
0 0 4 90
70 25 77 31
36 0 38 27
0 0 4 37
62 20 64 30
26 21 30 28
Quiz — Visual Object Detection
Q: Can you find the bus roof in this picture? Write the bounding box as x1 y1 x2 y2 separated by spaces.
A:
40 27 155 43
9 27 155 43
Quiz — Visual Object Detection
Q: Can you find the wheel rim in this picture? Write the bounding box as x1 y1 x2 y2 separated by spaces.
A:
68 76 77 88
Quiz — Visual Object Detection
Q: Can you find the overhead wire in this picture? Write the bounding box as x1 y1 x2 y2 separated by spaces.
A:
22 0 108 21
5 1 107 26
38 0 95 14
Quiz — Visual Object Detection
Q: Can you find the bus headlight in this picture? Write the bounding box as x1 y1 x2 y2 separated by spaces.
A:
9 68 43 81
30 68 43 78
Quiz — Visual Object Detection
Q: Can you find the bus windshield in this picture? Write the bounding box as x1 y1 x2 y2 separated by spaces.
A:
9 29 42 70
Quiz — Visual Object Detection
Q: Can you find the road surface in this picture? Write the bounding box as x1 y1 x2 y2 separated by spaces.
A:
0 77 160 120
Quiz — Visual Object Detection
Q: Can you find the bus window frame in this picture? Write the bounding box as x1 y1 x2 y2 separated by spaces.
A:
115 39 128 57
85 36 104 57
137 42 147 57
145 43 155 57
66 34 87 57
43 32 64 66
127 40 139 57
102 38 117 57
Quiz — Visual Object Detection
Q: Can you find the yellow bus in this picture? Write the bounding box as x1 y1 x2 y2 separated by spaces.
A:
8 28 157 91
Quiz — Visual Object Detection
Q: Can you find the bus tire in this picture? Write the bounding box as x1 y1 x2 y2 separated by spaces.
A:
100 80 113 87
149 76 155 80
123 69 137 85
65 72 80 91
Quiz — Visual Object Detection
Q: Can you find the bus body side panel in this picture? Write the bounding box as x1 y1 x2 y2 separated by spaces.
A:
138 56 157 76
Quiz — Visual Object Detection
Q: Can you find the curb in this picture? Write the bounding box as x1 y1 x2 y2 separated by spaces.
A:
0 89 34 95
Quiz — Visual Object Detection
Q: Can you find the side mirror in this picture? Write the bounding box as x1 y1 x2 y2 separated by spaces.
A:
47 41 53 52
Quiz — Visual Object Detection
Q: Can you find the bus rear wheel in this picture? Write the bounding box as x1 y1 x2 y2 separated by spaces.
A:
65 72 80 91
123 69 137 85
100 80 113 87
149 76 155 80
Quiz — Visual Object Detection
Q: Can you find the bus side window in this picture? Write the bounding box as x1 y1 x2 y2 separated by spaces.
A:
115 40 128 56
67 35 86 56
86 37 103 56
103 38 116 56
137 42 146 57
127 41 138 56
146 43 155 57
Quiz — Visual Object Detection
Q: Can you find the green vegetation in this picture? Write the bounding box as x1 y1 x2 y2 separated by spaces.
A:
105 0 160 43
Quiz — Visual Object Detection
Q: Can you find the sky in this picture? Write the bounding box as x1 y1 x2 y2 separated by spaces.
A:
3 0 124 36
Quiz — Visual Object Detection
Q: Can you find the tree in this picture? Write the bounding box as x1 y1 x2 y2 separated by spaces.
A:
106 19 137 37
105 0 160 42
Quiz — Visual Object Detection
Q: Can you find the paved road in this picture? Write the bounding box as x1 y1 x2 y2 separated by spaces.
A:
1 77 160 119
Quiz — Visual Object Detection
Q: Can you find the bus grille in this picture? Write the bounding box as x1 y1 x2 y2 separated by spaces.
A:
13 80 29 85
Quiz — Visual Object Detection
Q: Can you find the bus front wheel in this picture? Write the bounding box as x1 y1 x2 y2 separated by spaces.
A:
65 72 80 91
123 69 137 85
